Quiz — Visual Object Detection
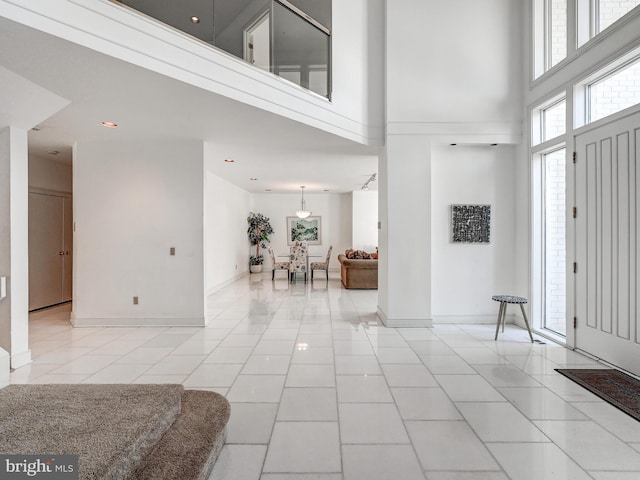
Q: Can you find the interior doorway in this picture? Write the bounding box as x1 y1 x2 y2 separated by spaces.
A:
244 11 271 72
28 191 73 311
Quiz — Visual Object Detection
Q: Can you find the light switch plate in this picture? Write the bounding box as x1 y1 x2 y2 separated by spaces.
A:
0 276 6 300
170 247 175 256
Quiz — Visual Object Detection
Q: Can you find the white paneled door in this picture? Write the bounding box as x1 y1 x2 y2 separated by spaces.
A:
28 192 73 310
574 111 640 376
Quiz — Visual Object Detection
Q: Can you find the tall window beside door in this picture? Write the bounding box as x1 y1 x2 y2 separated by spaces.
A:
531 95 567 337
542 148 567 336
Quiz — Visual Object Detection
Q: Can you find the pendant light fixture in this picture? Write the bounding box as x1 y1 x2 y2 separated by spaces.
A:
295 185 312 219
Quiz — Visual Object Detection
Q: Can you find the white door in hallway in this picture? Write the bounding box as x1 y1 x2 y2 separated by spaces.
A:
574 110 640 375
28 192 73 310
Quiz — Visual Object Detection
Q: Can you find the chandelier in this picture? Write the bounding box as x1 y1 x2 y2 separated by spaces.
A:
295 186 312 219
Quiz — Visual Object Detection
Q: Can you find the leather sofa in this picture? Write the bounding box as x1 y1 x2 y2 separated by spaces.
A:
338 254 378 289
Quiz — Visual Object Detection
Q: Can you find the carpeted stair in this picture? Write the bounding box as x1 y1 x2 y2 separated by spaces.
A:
0 384 230 480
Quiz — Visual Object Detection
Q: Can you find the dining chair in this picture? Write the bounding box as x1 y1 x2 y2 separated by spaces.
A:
268 247 290 280
289 244 308 282
311 245 332 281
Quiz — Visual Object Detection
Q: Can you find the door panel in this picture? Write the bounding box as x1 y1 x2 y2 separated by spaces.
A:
62 197 73 302
29 193 64 310
574 111 640 376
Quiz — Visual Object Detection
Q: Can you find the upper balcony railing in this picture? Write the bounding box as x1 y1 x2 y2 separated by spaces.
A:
116 0 331 100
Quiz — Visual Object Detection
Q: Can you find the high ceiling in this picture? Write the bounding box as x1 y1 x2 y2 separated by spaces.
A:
0 14 379 194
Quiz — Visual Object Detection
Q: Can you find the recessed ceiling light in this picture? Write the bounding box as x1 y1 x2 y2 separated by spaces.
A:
190 16 200 24
47 150 59 155
324 189 330 192
101 121 118 128
450 143 457 146
250 177 258 181
31 127 41 131
224 159 234 163
265 189 272 192
490 143 498 146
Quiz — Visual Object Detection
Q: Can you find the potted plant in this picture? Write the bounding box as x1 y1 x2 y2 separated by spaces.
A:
247 212 274 273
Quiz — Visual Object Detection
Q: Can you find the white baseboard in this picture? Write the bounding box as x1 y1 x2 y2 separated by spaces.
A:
10 348 32 369
206 272 249 296
377 307 432 328
70 316 206 327
432 314 511 324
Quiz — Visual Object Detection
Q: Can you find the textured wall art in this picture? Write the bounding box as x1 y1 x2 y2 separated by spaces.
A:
451 204 491 243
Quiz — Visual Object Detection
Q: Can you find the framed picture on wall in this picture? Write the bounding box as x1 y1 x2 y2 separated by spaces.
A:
287 216 322 245
451 204 491 243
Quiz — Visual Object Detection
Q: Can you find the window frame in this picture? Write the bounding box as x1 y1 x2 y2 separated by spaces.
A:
532 93 568 146
532 0 640 82
574 45 640 128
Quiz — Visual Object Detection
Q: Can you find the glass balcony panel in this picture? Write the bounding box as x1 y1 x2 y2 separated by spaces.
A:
272 1 330 98
213 0 271 60
121 0 215 44
116 0 331 99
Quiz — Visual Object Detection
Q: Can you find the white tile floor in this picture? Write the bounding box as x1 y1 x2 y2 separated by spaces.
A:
12 273 640 480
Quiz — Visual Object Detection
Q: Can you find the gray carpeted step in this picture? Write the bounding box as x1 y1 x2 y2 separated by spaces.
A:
129 390 231 480
0 384 231 480
0 384 184 479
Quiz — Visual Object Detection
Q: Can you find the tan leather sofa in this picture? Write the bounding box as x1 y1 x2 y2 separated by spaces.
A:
338 254 378 289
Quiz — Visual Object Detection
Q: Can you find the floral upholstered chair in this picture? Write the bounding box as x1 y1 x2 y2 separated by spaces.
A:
268 247 290 280
311 245 332 280
289 243 308 282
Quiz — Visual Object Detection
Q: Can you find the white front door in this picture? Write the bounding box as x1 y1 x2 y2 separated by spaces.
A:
574 110 640 375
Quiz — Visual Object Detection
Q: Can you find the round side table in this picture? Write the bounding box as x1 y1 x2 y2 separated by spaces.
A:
491 295 534 343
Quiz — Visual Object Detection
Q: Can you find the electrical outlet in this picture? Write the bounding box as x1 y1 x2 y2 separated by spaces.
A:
133 296 139 305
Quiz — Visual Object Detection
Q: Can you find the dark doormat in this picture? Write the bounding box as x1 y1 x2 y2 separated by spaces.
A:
555 368 640 422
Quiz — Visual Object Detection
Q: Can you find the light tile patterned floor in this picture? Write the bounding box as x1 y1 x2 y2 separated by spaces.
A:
13 273 640 480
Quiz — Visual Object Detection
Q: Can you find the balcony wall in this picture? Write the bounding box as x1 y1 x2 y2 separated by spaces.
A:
0 0 383 146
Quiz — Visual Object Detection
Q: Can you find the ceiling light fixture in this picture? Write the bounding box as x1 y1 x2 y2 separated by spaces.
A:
250 177 258 181
361 173 377 191
101 121 118 128
295 186 312 219
190 16 200 24
224 159 234 163
47 150 59 155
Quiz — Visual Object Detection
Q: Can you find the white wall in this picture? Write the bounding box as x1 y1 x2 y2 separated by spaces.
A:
332 0 385 141
205 145 252 293
386 0 522 140
71 139 205 326
249 192 352 270
352 190 378 252
431 145 517 321
28 156 72 193
0 127 30 367
379 0 524 327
